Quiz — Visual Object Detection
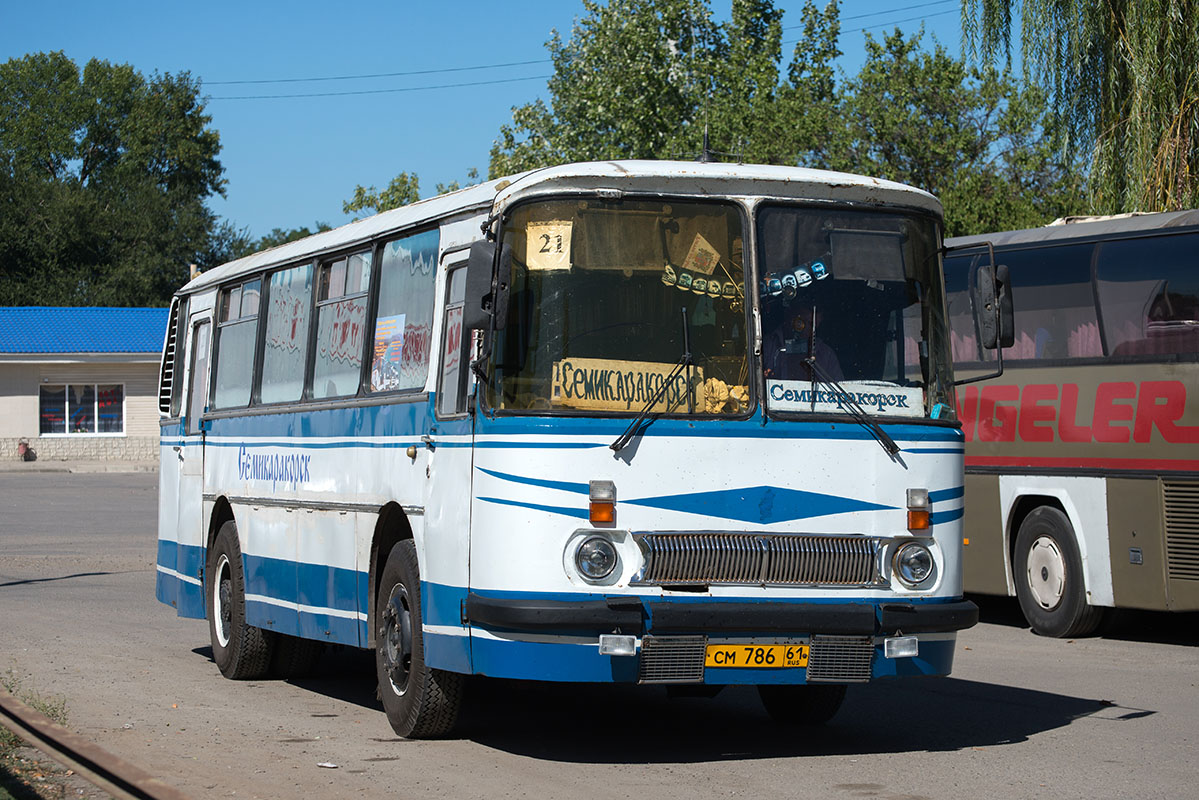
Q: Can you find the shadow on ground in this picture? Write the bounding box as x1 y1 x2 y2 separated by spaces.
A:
970 594 1199 647
192 642 1142 764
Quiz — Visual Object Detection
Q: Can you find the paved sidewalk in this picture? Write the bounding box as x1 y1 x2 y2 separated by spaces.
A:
0 458 157 474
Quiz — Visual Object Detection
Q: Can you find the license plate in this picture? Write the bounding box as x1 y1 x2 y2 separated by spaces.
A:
704 644 809 668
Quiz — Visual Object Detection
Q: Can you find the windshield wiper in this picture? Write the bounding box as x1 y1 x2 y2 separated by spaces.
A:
610 307 693 453
805 354 901 458
798 308 900 459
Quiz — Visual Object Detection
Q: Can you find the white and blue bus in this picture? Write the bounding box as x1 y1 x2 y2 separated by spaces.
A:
156 161 982 738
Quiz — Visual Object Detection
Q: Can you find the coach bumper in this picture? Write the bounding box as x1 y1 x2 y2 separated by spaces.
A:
463 592 978 635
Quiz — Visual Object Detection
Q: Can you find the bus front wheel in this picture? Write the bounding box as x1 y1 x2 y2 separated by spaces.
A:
207 520 274 679
1013 506 1105 638
375 539 463 738
758 684 847 725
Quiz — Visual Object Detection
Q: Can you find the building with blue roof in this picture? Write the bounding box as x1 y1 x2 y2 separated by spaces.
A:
1 307 169 463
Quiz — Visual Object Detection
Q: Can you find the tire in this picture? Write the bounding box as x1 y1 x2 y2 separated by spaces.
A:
207 520 274 679
1013 506 1105 638
271 633 325 679
758 684 847 725
375 540 463 738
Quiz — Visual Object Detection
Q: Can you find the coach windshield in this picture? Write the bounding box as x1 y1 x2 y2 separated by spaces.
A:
756 205 955 420
487 197 749 415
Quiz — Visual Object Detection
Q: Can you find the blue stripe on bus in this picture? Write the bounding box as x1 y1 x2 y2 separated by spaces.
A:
190 399 964 444
470 627 957 684
932 507 965 525
929 486 965 502
477 496 591 520
476 467 591 495
626 485 895 524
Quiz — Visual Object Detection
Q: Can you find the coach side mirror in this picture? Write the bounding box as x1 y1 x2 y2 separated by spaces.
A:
463 240 513 332
975 263 1013 350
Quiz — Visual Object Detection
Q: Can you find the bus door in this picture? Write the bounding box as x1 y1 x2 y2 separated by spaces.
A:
419 257 475 673
177 315 211 590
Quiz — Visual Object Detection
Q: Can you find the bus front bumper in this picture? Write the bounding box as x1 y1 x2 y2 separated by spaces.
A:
463 593 979 636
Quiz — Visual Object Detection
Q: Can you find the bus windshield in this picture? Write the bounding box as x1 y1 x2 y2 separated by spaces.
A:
488 197 750 414
757 205 955 419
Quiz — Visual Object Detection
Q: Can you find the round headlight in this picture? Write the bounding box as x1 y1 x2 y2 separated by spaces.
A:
894 542 934 587
575 536 618 581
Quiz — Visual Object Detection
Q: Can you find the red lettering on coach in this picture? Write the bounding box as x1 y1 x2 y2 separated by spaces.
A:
978 385 1020 442
961 379 1199 444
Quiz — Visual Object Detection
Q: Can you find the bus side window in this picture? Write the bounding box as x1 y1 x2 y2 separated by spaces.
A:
261 263 314 404
212 279 261 409
943 254 980 363
1097 232 1199 358
369 229 440 393
438 265 469 416
313 252 372 399
1004 244 1100 361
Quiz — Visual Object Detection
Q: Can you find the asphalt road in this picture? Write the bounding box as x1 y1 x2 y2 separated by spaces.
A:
1 473 1196 799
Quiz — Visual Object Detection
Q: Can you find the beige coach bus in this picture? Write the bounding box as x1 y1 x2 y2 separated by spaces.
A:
945 211 1199 637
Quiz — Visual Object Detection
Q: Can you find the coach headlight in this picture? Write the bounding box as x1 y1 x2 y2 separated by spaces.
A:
893 541 934 587
575 536 618 581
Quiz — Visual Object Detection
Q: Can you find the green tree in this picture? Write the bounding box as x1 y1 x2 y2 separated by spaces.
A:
0 51 228 306
343 168 481 217
254 222 333 252
489 0 720 176
342 171 421 216
963 0 1199 213
827 30 1081 235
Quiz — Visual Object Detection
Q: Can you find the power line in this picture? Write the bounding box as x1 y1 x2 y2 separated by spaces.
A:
201 2 959 89
207 6 961 101
208 74 552 101
782 0 956 30
201 59 549 86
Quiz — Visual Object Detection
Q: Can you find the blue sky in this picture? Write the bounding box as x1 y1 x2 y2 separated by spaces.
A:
2 1 964 241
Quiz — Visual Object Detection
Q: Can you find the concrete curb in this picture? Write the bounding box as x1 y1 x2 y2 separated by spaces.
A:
0 461 157 474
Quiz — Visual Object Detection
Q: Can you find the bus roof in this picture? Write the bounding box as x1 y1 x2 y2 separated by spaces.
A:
946 209 1199 250
182 160 941 295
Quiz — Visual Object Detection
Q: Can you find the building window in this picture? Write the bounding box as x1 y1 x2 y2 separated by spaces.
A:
39 384 124 435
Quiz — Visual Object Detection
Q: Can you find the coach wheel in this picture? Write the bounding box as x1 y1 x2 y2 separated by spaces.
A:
757 683 848 725
375 539 463 738
207 519 274 679
1013 506 1105 638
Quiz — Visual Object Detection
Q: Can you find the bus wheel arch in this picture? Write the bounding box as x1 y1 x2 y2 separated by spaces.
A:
1010 502 1105 637
368 503 415 649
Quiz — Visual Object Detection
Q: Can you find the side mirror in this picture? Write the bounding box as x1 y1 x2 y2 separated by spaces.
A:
463 240 513 332
975 263 1014 350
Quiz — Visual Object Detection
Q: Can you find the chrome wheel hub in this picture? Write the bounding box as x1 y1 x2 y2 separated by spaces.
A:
1026 536 1066 611
214 553 233 647
381 583 413 696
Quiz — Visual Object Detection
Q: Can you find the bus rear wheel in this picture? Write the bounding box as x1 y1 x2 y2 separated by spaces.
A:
207 520 274 679
758 684 847 725
375 539 463 738
1013 506 1105 638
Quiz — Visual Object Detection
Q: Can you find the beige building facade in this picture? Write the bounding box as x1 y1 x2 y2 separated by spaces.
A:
0 307 167 463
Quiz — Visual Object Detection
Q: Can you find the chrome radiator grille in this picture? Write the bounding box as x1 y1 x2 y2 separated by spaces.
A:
1164 481 1199 581
632 532 886 587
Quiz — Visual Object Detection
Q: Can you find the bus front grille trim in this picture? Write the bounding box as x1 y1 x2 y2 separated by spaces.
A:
638 636 707 683
807 635 875 682
632 532 887 587
1164 481 1199 581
